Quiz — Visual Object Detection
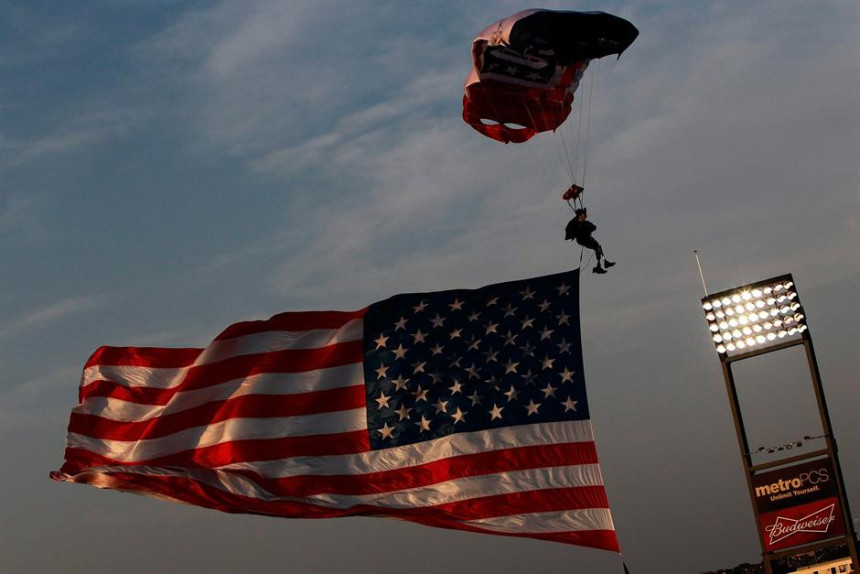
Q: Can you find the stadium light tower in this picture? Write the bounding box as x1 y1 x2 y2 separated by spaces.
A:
701 274 858 574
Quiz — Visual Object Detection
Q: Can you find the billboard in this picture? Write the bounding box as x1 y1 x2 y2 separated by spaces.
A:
753 458 846 552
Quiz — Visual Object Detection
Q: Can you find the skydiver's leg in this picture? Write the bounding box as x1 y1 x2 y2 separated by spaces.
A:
592 240 615 269
579 237 606 273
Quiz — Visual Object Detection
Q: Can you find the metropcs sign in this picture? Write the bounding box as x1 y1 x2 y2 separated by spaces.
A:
753 459 845 551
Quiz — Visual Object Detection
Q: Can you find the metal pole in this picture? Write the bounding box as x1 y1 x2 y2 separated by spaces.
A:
802 337 859 567
720 359 773 574
694 250 709 297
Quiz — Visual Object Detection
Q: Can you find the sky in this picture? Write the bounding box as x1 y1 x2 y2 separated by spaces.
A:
1 1 858 572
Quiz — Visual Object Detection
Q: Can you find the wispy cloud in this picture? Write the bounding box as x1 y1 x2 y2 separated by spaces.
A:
0 192 34 232
0 295 108 338
0 365 82 431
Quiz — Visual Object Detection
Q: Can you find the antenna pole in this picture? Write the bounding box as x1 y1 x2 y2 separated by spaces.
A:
694 250 709 296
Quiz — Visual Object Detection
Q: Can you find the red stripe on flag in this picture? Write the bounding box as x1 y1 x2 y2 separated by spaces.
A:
79 380 176 406
80 340 365 403
174 341 364 393
244 442 600 497
56 470 619 552
401 513 620 552
69 385 367 441
59 429 371 473
215 309 367 341
393 485 610 522
85 346 203 369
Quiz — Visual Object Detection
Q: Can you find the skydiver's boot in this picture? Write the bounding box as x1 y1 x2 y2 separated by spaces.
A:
603 260 616 269
593 265 607 274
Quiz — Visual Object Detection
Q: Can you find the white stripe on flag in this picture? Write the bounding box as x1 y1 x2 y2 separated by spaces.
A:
67 408 368 461
217 420 595 477
78 463 605 511
76 365 365 421
81 320 364 390
466 508 615 534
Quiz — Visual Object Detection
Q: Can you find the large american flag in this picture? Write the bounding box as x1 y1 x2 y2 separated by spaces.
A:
52 269 619 552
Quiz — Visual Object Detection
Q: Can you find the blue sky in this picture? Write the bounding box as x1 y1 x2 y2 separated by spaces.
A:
2 1 858 572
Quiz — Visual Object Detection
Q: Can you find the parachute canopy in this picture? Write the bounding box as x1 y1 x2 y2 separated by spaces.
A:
463 10 639 144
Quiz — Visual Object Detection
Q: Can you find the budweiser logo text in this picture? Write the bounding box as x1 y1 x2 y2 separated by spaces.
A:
765 504 836 546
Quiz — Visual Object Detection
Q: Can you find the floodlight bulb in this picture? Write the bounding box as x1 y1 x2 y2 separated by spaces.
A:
726 308 735 316
758 311 769 320
755 300 765 308
735 305 745 314
703 302 713 311
742 327 752 336
736 340 746 349
788 327 798 335
716 345 727 353
752 289 763 297
764 287 773 295
732 329 743 339
716 310 725 319
726 343 736 351
729 319 738 327
778 330 787 338
742 291 752 301
753 324 762 333
706 312 716 321
766 332 777 341
784 281 794 289
722 297 732 306
713 334 723 343
774 284 784 293
719 321 729 330
710 324 719 332
756 335 766 344
712 299 722 308
798 325 808 333
732 294 742 303
745 302 755 311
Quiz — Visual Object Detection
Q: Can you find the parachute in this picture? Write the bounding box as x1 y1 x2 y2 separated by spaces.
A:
462 10 639 144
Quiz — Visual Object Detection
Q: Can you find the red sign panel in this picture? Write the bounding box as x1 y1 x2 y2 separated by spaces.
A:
759 497 845 551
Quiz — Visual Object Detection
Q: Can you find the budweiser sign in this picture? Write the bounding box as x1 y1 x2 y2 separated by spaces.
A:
766 503 835 545
759 498 845 551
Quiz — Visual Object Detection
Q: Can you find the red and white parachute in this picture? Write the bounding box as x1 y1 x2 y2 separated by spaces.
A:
463 9 638 145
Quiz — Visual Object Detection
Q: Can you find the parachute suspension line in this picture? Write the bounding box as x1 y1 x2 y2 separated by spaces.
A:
520 99 563 193
558 122 576 184
572 71 587 185
560 65 591 214
580 59 601 191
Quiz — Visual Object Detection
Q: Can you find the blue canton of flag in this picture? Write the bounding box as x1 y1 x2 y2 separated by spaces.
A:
364 269 587 449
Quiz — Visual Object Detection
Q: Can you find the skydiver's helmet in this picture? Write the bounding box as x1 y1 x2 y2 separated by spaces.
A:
575 208 587 217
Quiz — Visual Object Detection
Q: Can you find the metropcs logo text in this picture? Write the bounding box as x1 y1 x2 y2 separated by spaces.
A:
755 466 830 499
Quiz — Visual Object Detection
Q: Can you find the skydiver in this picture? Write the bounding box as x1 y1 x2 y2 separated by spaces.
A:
564 208 615 274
